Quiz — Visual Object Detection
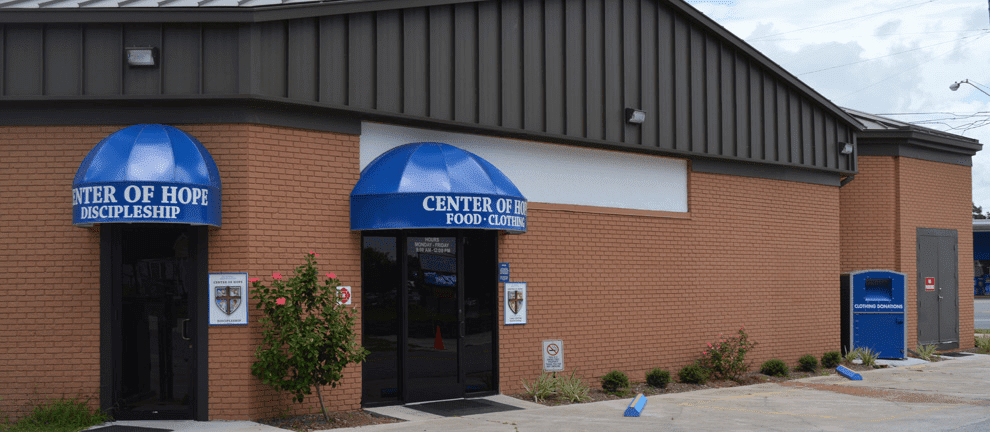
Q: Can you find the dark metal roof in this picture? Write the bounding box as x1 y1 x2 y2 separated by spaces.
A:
0 0 863 175
844 108 981 166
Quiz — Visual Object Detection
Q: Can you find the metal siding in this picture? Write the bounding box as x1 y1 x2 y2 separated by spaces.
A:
377 10 403 113
639 0 657 148
813 106 825 168
287 18 318 102
719 47 734 156
202 25 238 95
776 83 789 163
83 24 121 96
544 0 564 135
349 12 375 109
704 35 719 155
523 0 544 132
763 75 775 161
621 0 639 145
788 92 801 165
825 115 836 169
689 27 704 153
477 1 499 126
162 24 201 95
453 3 477 123
44 24 81 96
748 67 761 159
5 25 43 96
0 26 4 96
584 0 603 140
801 100 813 166
429 5 453 120
672 14 688 151
122 24 161 96
320 15 347 106
656 3 673 151
403 8 428 116
258 21 286 98
501 0 522 130
603 0 621 142
563 0 584 136
733 56 747 159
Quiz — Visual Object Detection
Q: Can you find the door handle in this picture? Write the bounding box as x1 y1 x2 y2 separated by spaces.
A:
181 319 191 341
938 296 944 300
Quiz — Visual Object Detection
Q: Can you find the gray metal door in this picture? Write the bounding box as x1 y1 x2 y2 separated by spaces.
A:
916 228 959 346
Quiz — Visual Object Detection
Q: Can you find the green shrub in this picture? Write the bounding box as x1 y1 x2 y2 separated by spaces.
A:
797 354 818 372
760 359 789 377
697 327 758 380
521 372 557 403
917 344 939 362
645 368 671 389
976 336 990 353
858 347 878 367
600 370 629 394
678 364 709 384
3 397 107 432
556 370 591 403
821 351 842 368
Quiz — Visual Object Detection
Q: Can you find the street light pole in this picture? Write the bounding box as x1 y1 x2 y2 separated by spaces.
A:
950 79 990 98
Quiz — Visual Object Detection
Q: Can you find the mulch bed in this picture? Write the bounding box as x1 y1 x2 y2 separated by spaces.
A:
256 411 401 432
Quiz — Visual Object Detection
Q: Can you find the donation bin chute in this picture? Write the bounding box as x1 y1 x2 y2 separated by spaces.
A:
840 270 907 359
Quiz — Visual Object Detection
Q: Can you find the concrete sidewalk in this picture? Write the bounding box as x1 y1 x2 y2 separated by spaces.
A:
94 353 990 432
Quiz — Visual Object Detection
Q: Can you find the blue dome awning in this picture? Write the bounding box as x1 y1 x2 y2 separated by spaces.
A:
72 124 222 227
351 142 527 233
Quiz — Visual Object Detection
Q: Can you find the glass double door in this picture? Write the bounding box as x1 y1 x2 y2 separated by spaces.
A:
362 231 497 405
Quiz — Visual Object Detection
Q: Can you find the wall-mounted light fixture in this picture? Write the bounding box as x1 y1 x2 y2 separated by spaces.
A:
840 142 854 155
625 108 646 124
125 47 159 67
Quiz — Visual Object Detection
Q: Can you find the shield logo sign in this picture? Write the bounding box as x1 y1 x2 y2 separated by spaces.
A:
215 286 241 315
508 290 523 314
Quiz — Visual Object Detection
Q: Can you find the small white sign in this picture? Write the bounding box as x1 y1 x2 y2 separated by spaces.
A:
209 273 248 325
338 286 352 305
543 340 563 372
504 282 527 325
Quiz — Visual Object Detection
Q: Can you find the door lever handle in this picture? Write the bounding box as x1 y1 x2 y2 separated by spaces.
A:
181 319 191 340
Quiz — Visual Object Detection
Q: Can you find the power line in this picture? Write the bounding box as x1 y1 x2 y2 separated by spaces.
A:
752 28 989 42
750 0 935 41
796 32 987 76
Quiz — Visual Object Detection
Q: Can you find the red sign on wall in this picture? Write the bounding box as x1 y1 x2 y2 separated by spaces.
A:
925 277 935 291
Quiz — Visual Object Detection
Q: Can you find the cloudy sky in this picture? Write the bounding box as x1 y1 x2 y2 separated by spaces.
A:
686 0 990 211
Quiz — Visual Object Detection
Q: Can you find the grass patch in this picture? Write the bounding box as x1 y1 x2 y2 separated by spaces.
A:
0 397 107 432
975 329 990 335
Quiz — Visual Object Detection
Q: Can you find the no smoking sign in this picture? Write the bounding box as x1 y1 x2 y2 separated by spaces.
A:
542 340 563 372
338 286 352 305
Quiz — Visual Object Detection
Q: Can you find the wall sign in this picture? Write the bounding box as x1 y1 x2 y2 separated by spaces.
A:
499 263 510 283
925 277 935 291
504 282 527 325
209 273 248 325
72 181 221 226
351 193 527 232
543 340 563 372
338 286 352 305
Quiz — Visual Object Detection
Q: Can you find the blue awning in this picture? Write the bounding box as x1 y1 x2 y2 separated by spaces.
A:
72 124 222 227
351 142 527 233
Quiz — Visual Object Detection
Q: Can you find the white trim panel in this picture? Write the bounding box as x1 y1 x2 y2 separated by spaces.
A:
360 122 688 213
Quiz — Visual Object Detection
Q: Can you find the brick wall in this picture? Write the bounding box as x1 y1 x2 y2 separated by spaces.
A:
840 155 974 351
0 124 363 421
0 126 120 420
497 170 841 394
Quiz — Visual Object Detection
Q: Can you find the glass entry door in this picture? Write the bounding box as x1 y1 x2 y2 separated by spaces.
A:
362 231 497 406
112 224 198 419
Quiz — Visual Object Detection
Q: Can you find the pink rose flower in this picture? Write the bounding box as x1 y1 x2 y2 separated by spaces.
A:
276 297 286 305
273 272 282 280
316 253 320 257
327 272 336 279
249 278 259 283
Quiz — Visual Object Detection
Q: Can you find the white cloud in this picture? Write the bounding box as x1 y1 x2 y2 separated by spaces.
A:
689 0 990 210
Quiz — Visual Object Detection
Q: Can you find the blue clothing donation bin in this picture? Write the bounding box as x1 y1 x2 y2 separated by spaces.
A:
840 270 907 359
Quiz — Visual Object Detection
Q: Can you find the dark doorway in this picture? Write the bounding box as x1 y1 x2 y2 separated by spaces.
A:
361 230 498 406
917 228 959 349
102 224 207 420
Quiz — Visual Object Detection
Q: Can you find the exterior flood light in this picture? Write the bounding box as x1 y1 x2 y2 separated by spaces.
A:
840 142 854 155
625 108 646 124
126 47 158 67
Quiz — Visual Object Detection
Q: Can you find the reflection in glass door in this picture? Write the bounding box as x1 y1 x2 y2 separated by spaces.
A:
361 231 497 406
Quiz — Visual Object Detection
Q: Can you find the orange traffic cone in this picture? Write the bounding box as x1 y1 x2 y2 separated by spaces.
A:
434 325 445 350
